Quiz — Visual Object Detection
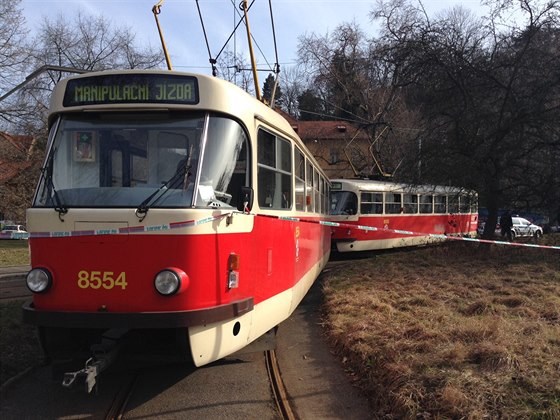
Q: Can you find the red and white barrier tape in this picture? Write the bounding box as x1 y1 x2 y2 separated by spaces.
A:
25 213 231 239
18 210 559 251
268 214 560 251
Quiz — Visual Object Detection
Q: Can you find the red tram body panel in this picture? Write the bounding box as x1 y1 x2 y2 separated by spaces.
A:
28 214 326 313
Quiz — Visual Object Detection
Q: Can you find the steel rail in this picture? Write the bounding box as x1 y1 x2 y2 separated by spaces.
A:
104 372 139 420
265 349 296 420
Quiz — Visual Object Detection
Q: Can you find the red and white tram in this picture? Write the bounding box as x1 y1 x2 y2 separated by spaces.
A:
23 70 331 367
329 179 478 252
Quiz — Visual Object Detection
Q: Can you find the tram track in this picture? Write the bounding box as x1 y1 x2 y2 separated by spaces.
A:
265 349 296 420
100 349 296 420
104 371 139 420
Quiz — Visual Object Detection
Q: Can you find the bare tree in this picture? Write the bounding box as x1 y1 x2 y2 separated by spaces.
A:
0 10 165 222
297 21 419 178
373 0 560 236
0 0 33 131
21 12 164 122
278 65 309 118
215 48 255 94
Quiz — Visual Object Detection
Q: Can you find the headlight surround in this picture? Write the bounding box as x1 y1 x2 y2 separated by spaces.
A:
26 268 52 293
154 268 188 296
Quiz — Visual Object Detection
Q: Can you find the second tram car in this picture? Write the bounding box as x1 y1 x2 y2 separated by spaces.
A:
329 179 478 252
23 70 331 367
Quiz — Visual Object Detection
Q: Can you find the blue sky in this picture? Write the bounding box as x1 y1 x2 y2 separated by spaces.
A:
22 0 487 76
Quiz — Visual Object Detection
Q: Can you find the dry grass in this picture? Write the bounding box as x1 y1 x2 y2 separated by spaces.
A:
0 240 30 266
322 236 560 419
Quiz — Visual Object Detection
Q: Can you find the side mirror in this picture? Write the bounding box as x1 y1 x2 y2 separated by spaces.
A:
237 186 254 212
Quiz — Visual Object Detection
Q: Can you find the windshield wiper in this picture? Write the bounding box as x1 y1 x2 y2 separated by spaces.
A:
135 146 193 221
41 156 68 221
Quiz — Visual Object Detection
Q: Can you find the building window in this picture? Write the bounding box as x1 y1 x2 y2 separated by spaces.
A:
330 148 339 164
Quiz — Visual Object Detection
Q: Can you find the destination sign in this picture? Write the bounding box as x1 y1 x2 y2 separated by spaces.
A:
63 74 199 107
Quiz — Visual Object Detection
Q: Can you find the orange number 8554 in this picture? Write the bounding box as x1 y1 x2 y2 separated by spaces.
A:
77 270 127 290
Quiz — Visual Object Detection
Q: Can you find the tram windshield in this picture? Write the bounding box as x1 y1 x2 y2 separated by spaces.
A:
34 112 248 210
330 191 358 215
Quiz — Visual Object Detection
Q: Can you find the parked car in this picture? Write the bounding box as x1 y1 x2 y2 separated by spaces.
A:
510 217 543 239
0 224 29 240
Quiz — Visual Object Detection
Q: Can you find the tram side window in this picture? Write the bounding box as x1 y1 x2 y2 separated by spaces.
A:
385 193 402 214
361 192 383 214
459 195 470 213
295 148 305 211
448 195 459 213
434 195 446 213
403 194 418 214
313 169 320 213
470 195 478 213
306 160 314 212
420 194 433 213
321 177 328 215
257 129 292 210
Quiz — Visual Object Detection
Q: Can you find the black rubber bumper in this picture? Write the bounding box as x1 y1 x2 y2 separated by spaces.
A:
22 297 254 329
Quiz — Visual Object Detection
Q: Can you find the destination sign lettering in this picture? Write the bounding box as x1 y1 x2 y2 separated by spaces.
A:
63 74 199 107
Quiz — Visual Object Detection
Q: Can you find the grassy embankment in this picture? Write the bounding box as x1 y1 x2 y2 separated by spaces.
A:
0 240 41 385
323 235 560 418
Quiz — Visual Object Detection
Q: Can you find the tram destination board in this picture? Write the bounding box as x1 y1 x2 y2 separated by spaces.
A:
63 74 199 107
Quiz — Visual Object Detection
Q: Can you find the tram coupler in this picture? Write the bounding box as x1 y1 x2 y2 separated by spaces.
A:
61 328 127 393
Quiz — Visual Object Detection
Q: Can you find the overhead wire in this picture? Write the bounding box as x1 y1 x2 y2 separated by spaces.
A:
195 0 217 76
195 0 280 89
268 0 281 106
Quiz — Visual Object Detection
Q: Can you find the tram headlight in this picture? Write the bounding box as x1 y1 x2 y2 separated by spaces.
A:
26 268 52 293
154 268 188 296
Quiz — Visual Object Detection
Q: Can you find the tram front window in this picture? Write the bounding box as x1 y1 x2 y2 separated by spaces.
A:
330 191 358 215
196 116 248 209
34 112 248 209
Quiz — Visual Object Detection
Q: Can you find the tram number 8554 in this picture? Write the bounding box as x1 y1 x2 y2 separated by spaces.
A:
77 270 128 290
